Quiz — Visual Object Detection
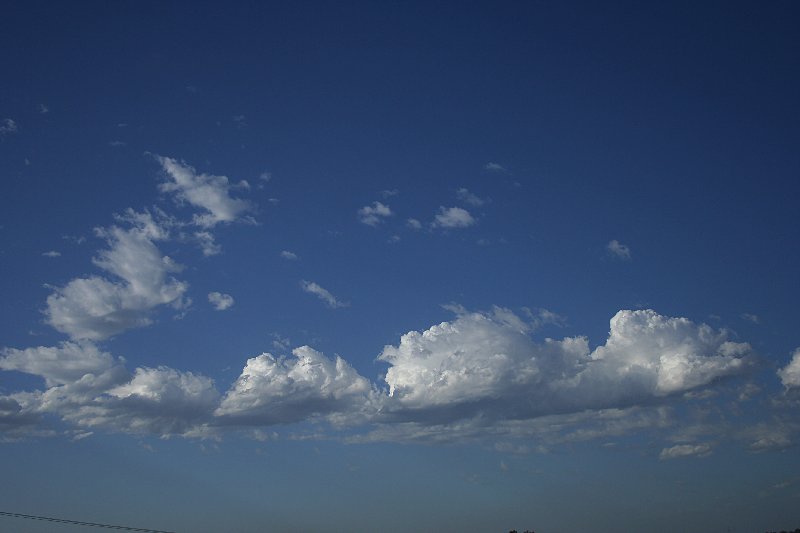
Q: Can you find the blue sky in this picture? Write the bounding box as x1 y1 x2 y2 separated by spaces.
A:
1 2 800 532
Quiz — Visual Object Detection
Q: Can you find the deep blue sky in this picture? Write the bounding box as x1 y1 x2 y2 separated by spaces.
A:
1 2 799 532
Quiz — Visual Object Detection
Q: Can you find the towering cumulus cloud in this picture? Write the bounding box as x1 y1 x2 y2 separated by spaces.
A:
378 308 752 424
216 346 373 426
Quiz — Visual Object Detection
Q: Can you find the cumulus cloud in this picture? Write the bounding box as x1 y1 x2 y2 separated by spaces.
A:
194 231 221 256
215 346 373 425
42 250 61 258
406 218 422 230
778 348 800 388
456 188 485 206
0 289 763 445
0 342 118 387
280 250 299 260
157 156 253 228
208 292 234 311
607 239 631 260
0 393 47 441
659 443 713 460
357 201 393 226
300 280 348 309
378 308 752 424
45 210 188 340
0 118 17 135
100 366 220 435
432 206 475 229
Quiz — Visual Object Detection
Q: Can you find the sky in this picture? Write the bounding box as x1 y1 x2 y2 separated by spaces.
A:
1 1 800 532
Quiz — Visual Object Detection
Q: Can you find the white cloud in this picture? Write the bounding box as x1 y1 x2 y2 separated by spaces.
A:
406 218 422 230
456 188 485 206
378 308 752 423
215 346 372 425
0 307 765 444
659 443 713 460
379 189 399 198
483 162 506 173
432 206 475 229
280 250 299 260
0 342 118 387
0 118 17 135
357 201 393 226
38 103 49 114
90 366 220 437
741 313 760 324
524 307 567 329
300 280 348 309
259 172 272 182
45 210 188 340
778 348 800 388
194 231 222 256
607 239 631 260
208 292 234 311
157 156 253 228
42 250 61 258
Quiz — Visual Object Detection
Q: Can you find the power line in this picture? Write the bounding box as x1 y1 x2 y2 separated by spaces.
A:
0 510 175 532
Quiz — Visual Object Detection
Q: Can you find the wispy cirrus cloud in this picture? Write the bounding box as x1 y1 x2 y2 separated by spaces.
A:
483 162 506 173
659 443 713 460
300 280 348 309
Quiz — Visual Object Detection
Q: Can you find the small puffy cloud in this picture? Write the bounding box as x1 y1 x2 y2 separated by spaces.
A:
215 346 372 425
778 348 800 388
456 188 485 206
38 103 49 114
432 206 475 229
280 250 299 260
42 250 61 258
157 156 253 228
357 201 393 226
0 118 18 135
0 342 117 387
607 239 631 260
195 231 221 256
259 172 272 182
300 280 347 309
406 218 422 230
208 292 234 311
109 140 127 147
483 162 506 173
45 210 188 340
379 189 398 198
659 443 713 460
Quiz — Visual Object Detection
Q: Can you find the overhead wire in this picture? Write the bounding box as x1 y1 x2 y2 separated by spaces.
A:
0 510 175 532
